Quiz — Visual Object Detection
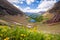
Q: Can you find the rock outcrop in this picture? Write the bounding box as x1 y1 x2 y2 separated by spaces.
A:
46 1 60 23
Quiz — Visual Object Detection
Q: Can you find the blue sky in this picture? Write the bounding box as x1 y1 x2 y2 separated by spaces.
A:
7 0 58 13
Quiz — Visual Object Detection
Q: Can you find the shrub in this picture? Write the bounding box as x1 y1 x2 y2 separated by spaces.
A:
28 14 44 22
0 26 60 40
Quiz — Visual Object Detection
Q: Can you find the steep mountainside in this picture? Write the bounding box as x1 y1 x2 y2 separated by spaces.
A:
0 0 28 25
43 1 60 24
0 0 24 16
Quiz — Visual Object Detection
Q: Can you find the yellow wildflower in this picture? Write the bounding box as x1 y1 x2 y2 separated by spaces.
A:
29 29 33 32
33 30 37 32
29 29 37 32
33 27 37 30
21 34 24 36
4 37 9 40
21 34 26 37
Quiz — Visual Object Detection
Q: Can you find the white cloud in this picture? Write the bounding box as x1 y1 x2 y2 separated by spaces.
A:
22 7 43 13
7 0 35 5
7 0 57 13
22 1 56 13
7 0 24 4
19 0 25 1
23 8 48 13
26 0 35 5
21 0 56 13
7 0 19 3
20 1 24 4
37 1 56 11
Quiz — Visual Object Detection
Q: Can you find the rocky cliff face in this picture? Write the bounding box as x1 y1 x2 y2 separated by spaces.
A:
46 1 60 23
0 0 24 16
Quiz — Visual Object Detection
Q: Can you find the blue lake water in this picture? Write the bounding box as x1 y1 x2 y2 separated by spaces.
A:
25 12 41 22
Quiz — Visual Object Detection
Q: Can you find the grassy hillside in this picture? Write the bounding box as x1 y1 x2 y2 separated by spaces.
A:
0 15 29 25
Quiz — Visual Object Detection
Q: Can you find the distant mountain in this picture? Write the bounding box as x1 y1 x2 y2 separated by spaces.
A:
25 11 45 16
38 11 46 14
25 12 37 16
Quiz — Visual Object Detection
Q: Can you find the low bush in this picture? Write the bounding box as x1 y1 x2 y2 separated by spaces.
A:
0 26 60 40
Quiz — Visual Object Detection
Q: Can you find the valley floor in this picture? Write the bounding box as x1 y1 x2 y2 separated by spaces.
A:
37 23 60 34
0 19 60 34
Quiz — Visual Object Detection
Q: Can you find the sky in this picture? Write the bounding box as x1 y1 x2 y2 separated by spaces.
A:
7 0 58 13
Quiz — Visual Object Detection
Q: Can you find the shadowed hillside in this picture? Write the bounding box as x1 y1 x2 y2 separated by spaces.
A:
0 0 28 25
0 0 24 16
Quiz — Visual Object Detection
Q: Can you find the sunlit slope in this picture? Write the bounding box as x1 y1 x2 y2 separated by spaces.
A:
43 12 54 20
0 15 28 25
